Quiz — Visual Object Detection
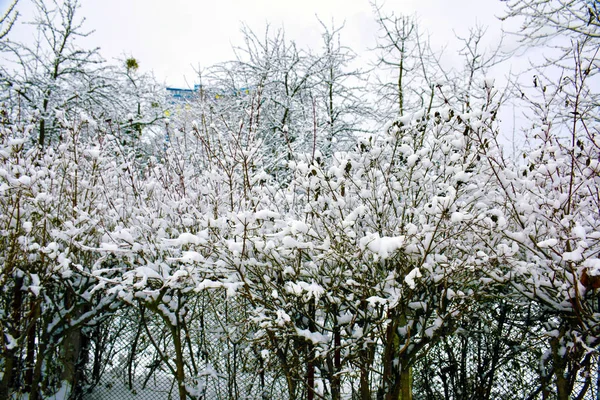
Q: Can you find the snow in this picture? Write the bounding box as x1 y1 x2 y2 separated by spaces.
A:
28 273 42 296
281 235 312 249
289 220 309 234
23 221 33 233
537 238 558 248
84 147 101 159
296 327 330 345
285 281 325 302
583 259 600 274
406 154 420 167
572 224 587 240
5 333 17 350
451 212 471 223
172 251 204 263
275 309 291 326
163 232 207 247
562 247 584 262
99 242 120 251
18 175 32 186
404 267 422 289
484 77 495 88
137 266 163 280
359 233 405 259
254 209 280 219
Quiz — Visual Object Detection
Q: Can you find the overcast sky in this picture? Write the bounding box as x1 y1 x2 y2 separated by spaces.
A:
2 0 516 87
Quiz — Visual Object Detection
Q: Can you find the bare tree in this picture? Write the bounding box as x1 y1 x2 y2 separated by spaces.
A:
501 0 600 44
309 18 369 156
0 0 18 41
3 0 114 149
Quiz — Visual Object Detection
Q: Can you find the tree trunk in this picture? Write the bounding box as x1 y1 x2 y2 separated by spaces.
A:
307 303 316 400
25 319 36 390
29 340 48 400
382 365 412 400
330 321 341 400
380 319 397 399
307 349 315 400
172 324 187 400
0 350 16 399
38 98 49 148
60 290 84 398
61 329 83 385
24 299 41 393
1 276 25 398
550 336 570 400
359 341 376 400
399 367 412 400
380 312 413 400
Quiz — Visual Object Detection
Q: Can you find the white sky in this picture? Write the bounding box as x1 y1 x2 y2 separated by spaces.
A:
2 0 516 88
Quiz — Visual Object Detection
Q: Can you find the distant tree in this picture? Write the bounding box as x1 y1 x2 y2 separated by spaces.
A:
501 0 600 44
310 19 369 156
370 3 449 125
501 0 599 125
2 0 114 149
0 0 18 41
114 56 166 156
208 25 312 173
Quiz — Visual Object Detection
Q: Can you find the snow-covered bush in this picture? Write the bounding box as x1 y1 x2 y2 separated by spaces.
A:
1 1 599 400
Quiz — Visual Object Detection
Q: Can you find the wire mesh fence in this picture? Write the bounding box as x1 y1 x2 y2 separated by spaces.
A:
84 293 289 400
412 340 599 400
410 303 600 400
79 295 600 400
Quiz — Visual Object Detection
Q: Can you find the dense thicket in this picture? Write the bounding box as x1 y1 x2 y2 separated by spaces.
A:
0 0 599 399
